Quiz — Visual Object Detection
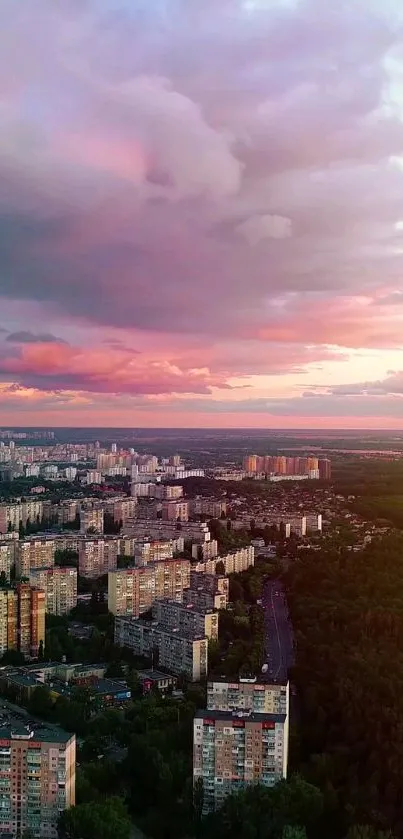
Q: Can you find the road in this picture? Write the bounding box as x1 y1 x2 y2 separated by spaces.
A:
262 579 294 681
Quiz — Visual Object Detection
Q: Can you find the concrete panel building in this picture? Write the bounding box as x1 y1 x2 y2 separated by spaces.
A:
115 616 208 681
0 721 75 838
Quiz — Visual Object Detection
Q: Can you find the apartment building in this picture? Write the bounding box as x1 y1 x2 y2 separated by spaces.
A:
0 588 17 653
0 721 75 838
55 500 80 525
161 500 189 522
78 537 119 578
115 616 208 681
108 559 190 616
207 677 289 717
157 484 183 500
152 599 219 640
79 505 104 535
0 500 44 534
305 513 323 532
193 710 287 811
193 546 255 576
0 584 45 657
319 459 332 480
184 572 229 611
191 539 218 562
0 541 15 581
124 520 212 543
118 535 185 562
192 500 227 519
16 538 56 578
29 567 77 616
105 496 137 525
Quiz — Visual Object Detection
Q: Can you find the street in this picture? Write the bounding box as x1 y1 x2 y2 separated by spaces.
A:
262 579 294 681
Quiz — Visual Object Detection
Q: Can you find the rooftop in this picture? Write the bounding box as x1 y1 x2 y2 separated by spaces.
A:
138 669 176 681
0 712 73 744
195 709 287 724
207 675 289 687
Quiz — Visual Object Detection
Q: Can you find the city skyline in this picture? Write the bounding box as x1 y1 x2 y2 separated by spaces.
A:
1 1 403 429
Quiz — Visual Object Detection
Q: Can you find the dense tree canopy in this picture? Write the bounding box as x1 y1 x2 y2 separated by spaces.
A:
285 533 403 835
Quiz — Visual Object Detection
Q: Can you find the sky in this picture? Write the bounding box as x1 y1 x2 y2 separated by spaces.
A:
1 0 403 429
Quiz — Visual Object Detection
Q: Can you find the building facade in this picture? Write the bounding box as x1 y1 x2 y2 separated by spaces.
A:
108 559 190 616
78 537 119 578
193 546 255 576
152 599 219 640
186 571 229 610
161 500 189 522
0 584 45 657
0 542 14 581
193 710 287 811
79 505 104 535
17 539 56 578
115 616 208 681
29 567 77 616
0 723 75 838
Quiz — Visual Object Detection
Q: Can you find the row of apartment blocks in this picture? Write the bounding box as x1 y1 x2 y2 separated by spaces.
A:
228 514 322 537
123 519 213 543
0 498 47 533
0 583 45 657
242 454 331 480
113 572 229 680
108 559 191 616
107 548 244 617
194 677 289 812
0 496 139 536
0 531 187 582
192 545 255 576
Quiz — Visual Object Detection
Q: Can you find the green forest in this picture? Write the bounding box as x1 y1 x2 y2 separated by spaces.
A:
284 532 403 838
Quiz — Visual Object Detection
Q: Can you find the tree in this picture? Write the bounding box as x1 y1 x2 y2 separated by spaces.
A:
0 570 8 586
283 829 307 839
28 685 53 718
215 560 225 575
58 796 131 839
347 829 395 839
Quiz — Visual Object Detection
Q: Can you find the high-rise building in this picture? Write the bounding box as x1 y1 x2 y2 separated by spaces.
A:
318 458 332 480
78 537 118 579
0 541 14 581
193 546 255 576
79 505 104 535
191 540 219 562
194 677 290 811
115 616 208 681
0 584 45 657
193 709 287 812
105 497 137 525
152 599 219 640
191 500 227 519
161 500 189 522
16 539 56 578
108 559 190 616
0 500 44 534
29 567 77 616
207 677 289 717
242 455 258 473
185 571 229 611
0 721 75 838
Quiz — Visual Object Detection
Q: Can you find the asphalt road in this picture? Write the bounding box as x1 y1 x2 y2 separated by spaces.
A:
262 579 294 681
